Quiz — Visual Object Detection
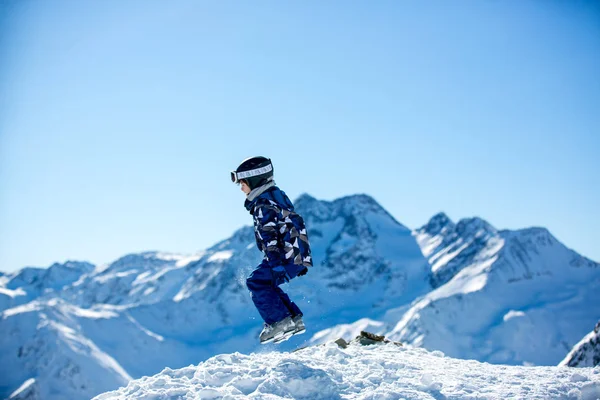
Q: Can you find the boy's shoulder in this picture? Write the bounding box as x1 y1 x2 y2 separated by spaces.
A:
265 187 295 210
254 197 282 212
251 186 296 217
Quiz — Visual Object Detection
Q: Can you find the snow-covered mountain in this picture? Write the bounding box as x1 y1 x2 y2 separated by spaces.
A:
1 299 131 400
561 320 600 368
1 195 599 399
0 193 428 400
0 261 94 312
94 340 600 400
382 213 600 366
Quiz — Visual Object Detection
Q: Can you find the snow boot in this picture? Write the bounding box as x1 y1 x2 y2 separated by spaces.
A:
260 316 296 344
292 315 306 335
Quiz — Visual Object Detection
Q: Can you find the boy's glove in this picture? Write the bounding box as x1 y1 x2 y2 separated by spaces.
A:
297 267 308 277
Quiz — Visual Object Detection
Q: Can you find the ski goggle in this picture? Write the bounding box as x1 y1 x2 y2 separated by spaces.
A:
230 163 273 184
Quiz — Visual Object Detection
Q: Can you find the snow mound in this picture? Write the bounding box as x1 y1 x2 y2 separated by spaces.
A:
94 340 600 400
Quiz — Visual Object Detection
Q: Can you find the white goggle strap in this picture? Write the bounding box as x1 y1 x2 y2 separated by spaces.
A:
235 164 273 182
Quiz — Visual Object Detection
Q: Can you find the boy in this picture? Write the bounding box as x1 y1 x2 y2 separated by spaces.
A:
231 156 312 344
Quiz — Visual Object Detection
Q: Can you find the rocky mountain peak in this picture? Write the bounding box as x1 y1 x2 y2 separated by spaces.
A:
296 193 399 228
420 212 455 236
48 261 95 273
106 252 181 273
455 217 498 239
559 319 600 367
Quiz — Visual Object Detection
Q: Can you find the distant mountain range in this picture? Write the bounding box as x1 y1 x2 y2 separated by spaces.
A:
1 193 599 400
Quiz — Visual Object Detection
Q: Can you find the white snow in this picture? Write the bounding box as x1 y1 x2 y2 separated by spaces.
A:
125 314 165 342
207 251 234 262
429 241 470 273
3 301 44 317
175 254 203 267
93 263 111 274
414 231 443 258
504 310 527 322
152 252 186 262
71 307 119 319
9 378 36 399
0 287 27 298
93 270 139 284
94 342 600 400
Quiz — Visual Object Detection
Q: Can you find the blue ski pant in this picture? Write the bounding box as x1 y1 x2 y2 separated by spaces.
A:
246 262 303 325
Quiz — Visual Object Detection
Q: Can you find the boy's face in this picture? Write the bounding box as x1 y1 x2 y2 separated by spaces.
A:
240 180 251 195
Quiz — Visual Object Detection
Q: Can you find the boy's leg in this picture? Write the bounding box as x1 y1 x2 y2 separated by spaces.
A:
274 264 306 317
274 285 305 335
246 265 291 325
274 286 302 317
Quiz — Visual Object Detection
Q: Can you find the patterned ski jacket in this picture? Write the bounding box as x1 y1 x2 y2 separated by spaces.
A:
244 186 313 276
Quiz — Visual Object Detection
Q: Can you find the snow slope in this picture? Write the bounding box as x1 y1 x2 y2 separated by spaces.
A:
384 213 600 366
561 321 600 368
95 341 600 400
1 299 131 400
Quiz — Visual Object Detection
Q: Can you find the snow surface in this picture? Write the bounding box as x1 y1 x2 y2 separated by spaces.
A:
95 341 600 400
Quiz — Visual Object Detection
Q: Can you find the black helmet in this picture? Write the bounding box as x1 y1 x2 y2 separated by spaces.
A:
231 156 274 190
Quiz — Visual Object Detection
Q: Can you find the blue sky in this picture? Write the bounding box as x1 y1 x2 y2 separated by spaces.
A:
1 1 599 272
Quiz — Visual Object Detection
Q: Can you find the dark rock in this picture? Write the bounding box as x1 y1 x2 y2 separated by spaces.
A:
350 331 402 347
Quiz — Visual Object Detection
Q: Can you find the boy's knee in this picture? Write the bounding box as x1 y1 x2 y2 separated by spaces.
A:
246 264 272 292
245 276 254 291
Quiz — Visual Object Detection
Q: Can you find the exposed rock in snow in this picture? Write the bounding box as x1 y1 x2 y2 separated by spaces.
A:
561 320 600 368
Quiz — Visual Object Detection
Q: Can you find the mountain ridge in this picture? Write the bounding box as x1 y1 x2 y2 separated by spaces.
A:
1 193 599 400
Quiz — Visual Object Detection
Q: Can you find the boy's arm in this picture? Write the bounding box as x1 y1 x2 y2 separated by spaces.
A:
254 205 283 268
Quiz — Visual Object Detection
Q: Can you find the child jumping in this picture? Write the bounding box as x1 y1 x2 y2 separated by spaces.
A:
231 156 312 344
